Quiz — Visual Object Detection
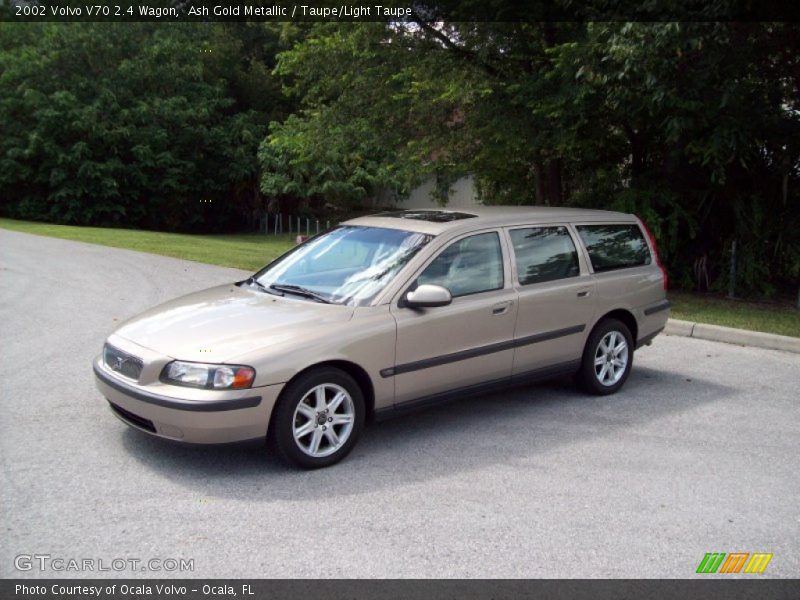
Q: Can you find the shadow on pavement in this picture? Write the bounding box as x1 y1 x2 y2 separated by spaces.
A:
120 364 733 500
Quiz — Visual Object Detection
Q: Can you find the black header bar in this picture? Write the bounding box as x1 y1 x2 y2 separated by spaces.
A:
3 579 800 600
3 0 800 23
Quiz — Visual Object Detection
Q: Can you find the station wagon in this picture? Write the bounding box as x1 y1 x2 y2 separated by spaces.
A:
94 207 670 468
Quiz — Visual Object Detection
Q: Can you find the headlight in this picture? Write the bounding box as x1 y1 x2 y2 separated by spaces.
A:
161 361 255 390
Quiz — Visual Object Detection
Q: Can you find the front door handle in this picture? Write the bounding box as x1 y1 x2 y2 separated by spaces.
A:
492 301 513 315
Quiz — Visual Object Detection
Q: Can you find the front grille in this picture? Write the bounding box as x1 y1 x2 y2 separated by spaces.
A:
103 344 143 381
108 402 156 433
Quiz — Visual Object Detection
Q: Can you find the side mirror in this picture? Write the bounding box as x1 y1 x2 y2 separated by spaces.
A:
404 284 452 308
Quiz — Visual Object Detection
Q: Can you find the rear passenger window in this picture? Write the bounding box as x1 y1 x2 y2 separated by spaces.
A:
576 224 651 272
510 226 579 285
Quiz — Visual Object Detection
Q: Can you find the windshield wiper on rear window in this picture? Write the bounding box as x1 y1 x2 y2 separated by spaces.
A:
242 277 283 296
269 283 333 304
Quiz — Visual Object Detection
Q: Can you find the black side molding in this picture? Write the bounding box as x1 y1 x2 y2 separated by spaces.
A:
93 363 261 412
644 300 671 316
374 360 580 422
514 324 586 348
380 324 585 378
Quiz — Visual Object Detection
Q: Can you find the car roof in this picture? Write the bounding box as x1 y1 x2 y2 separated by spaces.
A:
343 206 638 236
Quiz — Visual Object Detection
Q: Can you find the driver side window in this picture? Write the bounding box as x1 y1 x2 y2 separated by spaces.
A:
417 232 504 297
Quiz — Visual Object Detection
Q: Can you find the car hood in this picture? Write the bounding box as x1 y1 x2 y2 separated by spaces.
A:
113 283 355 363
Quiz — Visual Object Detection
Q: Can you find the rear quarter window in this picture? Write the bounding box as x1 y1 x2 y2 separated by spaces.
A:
576 224 651 272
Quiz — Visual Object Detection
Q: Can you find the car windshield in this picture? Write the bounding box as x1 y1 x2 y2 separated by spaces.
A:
253 226 433 306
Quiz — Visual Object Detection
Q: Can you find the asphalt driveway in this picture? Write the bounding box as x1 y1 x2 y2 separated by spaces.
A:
1 228 798 578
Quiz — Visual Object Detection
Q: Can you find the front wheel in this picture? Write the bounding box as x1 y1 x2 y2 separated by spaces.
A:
269 367 365 469
577 318 634 395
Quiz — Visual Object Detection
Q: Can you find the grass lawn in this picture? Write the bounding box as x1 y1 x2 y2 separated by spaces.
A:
2 217 797 338
0 217 295 272
669 291 800 338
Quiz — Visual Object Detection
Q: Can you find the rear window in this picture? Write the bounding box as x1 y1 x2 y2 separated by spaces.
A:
576 224 651 272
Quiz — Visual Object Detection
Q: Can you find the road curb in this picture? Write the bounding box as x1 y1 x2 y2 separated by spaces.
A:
664 319 800 354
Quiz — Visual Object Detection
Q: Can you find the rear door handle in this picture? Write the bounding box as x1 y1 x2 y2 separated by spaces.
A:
492 301 513 315
577 289 591 298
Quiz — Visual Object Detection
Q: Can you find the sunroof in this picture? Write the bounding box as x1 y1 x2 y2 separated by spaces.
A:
373 210 477 223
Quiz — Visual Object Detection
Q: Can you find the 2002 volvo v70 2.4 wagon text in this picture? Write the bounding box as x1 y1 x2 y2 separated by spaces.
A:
94 207 670 468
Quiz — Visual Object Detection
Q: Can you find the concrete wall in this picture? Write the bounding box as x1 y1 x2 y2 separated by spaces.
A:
393 175 480 210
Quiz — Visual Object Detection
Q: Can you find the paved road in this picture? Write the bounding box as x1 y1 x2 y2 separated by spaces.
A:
1 228 798 579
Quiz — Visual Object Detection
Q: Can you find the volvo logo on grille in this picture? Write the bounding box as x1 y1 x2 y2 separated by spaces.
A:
104 345 143 380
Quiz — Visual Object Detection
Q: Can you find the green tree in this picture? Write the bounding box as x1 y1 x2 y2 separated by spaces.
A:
0 22 291 231
260 19 799 297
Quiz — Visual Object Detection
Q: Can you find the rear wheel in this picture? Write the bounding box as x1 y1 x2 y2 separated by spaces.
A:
578 318 633 395
270 367 364 469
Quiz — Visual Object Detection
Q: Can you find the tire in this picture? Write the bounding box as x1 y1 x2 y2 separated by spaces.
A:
269 367 365 469
577 318 634 395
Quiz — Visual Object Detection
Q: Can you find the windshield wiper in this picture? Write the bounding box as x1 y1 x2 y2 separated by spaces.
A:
269 283 333 304
243 277 283 296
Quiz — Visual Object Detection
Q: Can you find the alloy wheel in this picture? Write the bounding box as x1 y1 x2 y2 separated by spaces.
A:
292 383 355 458
594 330 629 387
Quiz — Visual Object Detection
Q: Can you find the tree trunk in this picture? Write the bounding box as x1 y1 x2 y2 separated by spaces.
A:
533 161 547 205
546 159 563 205
623 123 647 183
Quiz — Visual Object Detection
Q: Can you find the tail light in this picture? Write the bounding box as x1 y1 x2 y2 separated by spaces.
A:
637 216 668 290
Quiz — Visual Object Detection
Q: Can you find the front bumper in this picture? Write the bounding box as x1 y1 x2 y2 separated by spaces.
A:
93 356 284 444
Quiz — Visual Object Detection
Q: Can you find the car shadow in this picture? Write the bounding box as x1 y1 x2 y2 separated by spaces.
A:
121 365 733 500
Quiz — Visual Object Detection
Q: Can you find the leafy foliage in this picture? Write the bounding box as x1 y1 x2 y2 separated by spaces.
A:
0 22 290 231
259 20 799 297
1 20 798 295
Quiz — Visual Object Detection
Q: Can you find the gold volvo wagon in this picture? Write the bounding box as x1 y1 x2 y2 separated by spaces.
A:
94 207 670 468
